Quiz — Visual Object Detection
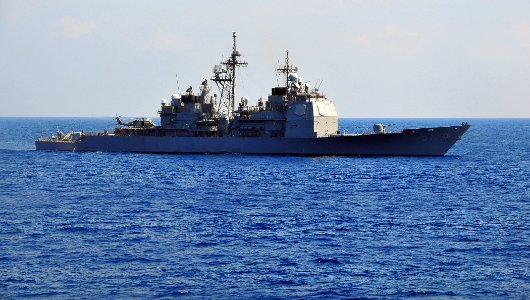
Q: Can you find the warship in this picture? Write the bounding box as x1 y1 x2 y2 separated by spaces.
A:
36 32 470 156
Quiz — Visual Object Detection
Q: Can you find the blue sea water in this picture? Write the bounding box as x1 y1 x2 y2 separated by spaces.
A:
0 117 529 299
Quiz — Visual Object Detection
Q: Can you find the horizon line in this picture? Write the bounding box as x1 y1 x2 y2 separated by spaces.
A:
1 115 529 119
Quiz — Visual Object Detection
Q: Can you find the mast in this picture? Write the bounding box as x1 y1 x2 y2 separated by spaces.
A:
276 50 298 87
212 31 247 119
276 50 298 100
230 32 237 113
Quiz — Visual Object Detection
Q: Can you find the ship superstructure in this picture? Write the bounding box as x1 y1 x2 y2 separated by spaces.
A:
36 32 470 156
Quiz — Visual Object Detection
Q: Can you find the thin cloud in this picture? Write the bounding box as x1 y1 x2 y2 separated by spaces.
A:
352 34 370 49
348 24 424 54
466 21 530 65
149 32 191 51
56 17 96 39
513 21 530 51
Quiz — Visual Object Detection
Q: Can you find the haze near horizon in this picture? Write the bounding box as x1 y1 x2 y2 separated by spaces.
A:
1 0 529 118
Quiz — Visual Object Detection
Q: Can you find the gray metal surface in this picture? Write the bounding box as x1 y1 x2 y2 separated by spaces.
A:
36 124 470 156
35 32 471 156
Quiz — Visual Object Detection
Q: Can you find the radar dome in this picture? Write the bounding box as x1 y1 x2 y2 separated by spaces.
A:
288 73 299 82
373 124 385 134
213 65 223 74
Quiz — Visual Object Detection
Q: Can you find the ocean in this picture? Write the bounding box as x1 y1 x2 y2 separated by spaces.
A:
0 118 529 299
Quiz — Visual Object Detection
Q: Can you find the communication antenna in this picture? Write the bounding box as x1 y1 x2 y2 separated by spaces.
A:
316 80 323 91
176 73 180 93
276 50 298 88
275 58 281 87
211 31 248 118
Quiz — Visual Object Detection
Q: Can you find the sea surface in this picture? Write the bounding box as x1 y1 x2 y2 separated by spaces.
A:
0 118 529 299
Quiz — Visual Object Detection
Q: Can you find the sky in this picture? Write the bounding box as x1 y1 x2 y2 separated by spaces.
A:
1 0 529 118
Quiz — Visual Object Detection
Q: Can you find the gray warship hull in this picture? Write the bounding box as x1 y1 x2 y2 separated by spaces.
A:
35 124 470 156
35 33 471 155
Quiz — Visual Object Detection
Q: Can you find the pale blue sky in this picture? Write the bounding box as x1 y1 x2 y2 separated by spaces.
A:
1 0 529 117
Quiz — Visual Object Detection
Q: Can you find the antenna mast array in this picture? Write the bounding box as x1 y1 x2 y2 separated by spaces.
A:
276 50 297 87
212 31 248 118
276 50 298 100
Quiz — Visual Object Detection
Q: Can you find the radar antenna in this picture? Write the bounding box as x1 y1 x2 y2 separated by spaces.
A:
211 31 248 119
276 50 299 101
176 73 180 94
276 50 298 88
